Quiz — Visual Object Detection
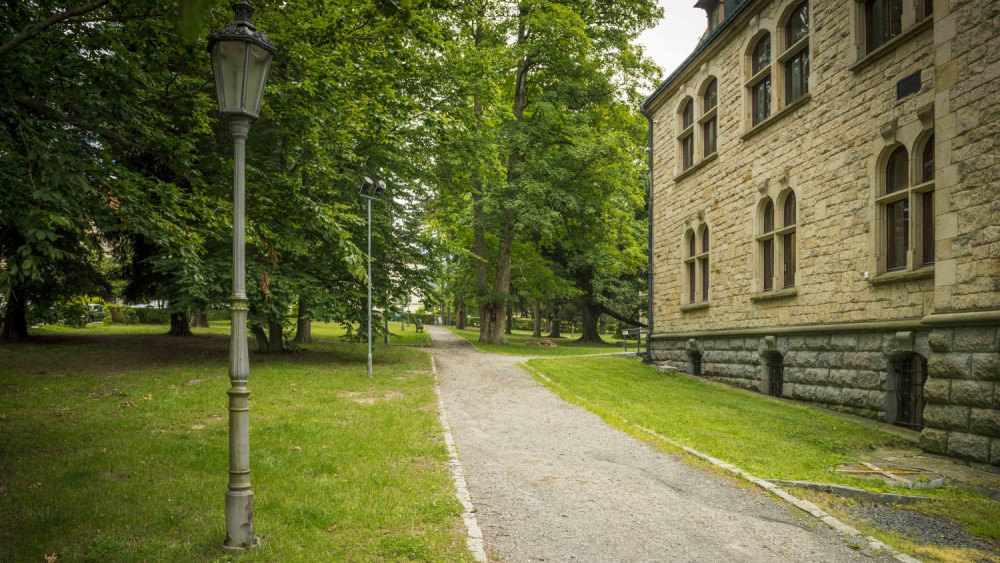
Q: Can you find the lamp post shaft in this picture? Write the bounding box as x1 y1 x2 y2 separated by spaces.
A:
224 116 256 551
367 198 373 378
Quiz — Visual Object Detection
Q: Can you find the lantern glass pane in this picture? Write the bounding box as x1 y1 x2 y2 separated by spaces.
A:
247 44 273 115
218 40 247 112
211 43 226 111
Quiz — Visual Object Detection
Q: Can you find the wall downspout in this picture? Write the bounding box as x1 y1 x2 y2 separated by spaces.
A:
641 106 654 359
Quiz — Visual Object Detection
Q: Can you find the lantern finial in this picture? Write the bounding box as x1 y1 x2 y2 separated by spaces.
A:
232 2 255 30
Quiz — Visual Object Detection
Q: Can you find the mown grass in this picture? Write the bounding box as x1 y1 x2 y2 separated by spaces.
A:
524 356 1000 561
446 327 628 357
0 325 469 562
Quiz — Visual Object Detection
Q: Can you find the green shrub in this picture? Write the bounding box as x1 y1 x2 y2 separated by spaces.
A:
133 307 170 325
103 304 138 325
55 299 88 328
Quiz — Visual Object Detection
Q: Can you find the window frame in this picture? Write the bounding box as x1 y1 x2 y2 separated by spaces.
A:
682 225 711 305
875 137 935 274
749 34 772 126
781 2 810 105
678 98 696 172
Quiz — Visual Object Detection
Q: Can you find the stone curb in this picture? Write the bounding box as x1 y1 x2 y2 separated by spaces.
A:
527 367 921 563
766 480 944 505
430 355 488 562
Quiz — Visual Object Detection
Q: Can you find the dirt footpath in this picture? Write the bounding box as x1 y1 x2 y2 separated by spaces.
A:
428 327 896 562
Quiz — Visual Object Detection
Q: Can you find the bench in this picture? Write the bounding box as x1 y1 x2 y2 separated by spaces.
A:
621 327 649 354
415 320 423 333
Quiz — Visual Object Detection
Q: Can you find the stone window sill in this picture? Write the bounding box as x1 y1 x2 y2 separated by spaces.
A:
740 94 811 141
750 287 798 302
680 302 710 313
674 152 718 182
870 265 934 286
849 18 933 73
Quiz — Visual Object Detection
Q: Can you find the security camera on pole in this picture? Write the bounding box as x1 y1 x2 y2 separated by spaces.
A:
207 1 276 552
359 177 387 378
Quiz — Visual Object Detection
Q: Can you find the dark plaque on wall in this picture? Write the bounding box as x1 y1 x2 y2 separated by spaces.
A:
897 71 922 100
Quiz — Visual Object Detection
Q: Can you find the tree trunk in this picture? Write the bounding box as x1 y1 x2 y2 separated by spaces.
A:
167 312 193 336
505 306 512 335
456 299 467 330
267 314 284 354
251 324 268 353
532 300 541 337
294 296 312 343
0 288 29 341
191 309 209 328
384 317 389 345
599 314 606 335
548 318 562 339
577 299 604 343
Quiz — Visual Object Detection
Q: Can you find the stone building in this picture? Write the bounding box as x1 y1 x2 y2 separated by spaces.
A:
641 0 1000 467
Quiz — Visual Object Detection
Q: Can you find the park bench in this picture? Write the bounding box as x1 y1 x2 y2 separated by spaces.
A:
415 319 423 333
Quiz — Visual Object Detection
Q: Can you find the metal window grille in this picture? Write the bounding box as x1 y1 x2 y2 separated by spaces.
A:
895 354 928 430
767 354 783 397
692 352 703 376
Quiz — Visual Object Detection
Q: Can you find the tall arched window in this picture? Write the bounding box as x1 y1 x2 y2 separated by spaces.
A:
685 229 696 303
759 198 775 291
884 146 909 271
699 226 710 302
783 3 809 103
782 192 797 288
703 79 718 156
920 136 935 266
750 35 771 125
680 99 695 170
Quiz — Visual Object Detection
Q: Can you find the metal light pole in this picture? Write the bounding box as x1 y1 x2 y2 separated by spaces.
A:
359 177 386 377
208 2 275 552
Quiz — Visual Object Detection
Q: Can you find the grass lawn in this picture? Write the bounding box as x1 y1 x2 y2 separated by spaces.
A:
0 324 469 562
446 327 629 357
525 356 1000 562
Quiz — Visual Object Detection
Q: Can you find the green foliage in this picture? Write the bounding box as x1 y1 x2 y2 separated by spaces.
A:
132 308 170 325
102 305 138 325
54 298 89 329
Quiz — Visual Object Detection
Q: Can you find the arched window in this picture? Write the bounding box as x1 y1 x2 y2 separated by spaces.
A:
703 79 718 156
866 0 903 53
892 354 927 429
685 229 696 304
680 99 695 170
782 192 797 288
766 353 784 397
759 198 775 291
921 136 935 265
750 35 771 125
784 3 809 103
884 147 909 271
699 226 710 301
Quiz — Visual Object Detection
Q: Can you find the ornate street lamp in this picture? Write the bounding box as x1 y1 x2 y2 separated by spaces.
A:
359 177 387 377
208 1 276 552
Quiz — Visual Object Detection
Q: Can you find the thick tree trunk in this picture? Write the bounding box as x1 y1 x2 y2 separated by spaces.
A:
251 324 268 353
577 299 604 343
548 318 562 339
167 312 193 336
532 300 541 337
191 310 209 328
1 288 29 341
505 306 512 334
267 314 284 354
599 314 606 335
294 296 312 343
456 299 467 330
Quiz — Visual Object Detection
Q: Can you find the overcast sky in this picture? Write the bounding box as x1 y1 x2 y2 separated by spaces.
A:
635 1 707 93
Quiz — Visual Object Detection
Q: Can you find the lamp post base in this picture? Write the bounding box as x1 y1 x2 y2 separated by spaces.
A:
222 489 257 552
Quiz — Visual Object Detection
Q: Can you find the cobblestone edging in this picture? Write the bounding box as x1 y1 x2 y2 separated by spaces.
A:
529 368 922 563
430 355 488 562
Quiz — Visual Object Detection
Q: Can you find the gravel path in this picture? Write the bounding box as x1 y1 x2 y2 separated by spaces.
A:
428 327 897 562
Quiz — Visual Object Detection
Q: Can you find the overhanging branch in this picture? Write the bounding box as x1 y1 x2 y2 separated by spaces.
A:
0 0 110 58
14 94 138 150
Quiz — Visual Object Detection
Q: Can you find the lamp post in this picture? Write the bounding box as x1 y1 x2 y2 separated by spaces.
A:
207 2 275 552
359 177 386 377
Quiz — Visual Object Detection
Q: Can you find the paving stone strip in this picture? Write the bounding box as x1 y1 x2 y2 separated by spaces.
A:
427 326 903 562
